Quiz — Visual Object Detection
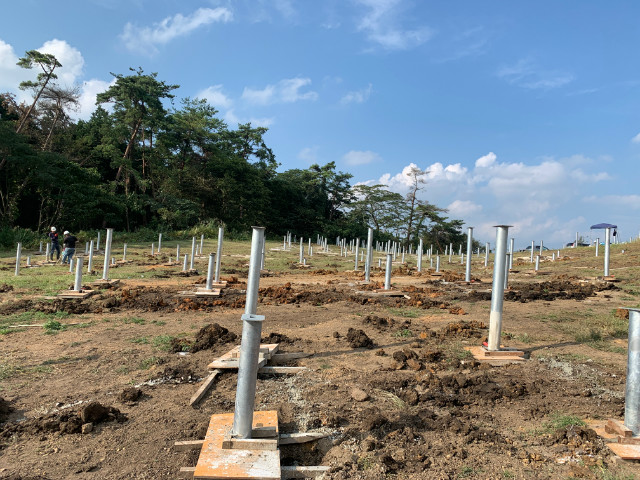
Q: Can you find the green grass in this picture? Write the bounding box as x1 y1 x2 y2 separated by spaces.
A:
122 316 146 325
544 413 586 432
386 307 422 318
139 356 160 370
130 336 150 344
394 328 413 337
152 335 173 351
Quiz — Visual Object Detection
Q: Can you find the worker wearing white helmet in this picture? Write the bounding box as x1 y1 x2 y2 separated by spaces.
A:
48 227 61 261
61 231 78 265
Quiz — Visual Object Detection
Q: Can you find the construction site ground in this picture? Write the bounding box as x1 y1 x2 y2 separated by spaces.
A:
1 240 640 479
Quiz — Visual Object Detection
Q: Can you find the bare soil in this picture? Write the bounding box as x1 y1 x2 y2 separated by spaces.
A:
1 248 639 479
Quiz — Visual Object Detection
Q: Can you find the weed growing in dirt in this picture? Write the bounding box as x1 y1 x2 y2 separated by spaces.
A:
152 335 173 351
516 333 533 343
139 356 160 370
151 320 166 326
386 307 421 318
502 471 515 478
394 328 413 337
130 336 150 344
122 316 146 325
43 320 63 333
357 455 373 471
544 412 586 432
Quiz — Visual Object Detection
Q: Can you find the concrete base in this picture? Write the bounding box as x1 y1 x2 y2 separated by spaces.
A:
193 411 280 479
465 346 525 365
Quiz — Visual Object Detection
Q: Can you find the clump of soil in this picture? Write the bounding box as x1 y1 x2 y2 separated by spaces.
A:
363 315 394 329
262 332 295 344
171 323 237 353
160 365 196 383
0 283 14 293
439 320 486 338
0 397 14 423
346 328 375 349
0 402 126 440
118 387 143 404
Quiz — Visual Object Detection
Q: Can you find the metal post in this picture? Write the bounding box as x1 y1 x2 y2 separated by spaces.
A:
15 242 21 276
465 227 473 282
365 227 373 282
39 241 43 254
535 255 540 271
123 243 127 262
417 238 423 272
190 237 196 270
111 257 115 265
530 241 534 262
74 257 83 291
299 238 304 264
200 234 205 253
604 227 611 277
84 242 88 254
449 243 453 263
88 240 94 273
625 309 640 435
261 235 266 270
45 243 50 260
504 253 510 290
596 238 600 257
183 254 188 272
354 240 359 271
575 231 579 249
151 243 155 256
539 241 544 256
158 233 162 253
69 258 74 273
487 225 510 351
461 253 464 264
176 244 181 263
215 227 224 283
552 253 555 261
484 242 489 267
509 238 514 270
102 228 113 281
97 231 101 251
232 227 266 439
384 253 392 290
436 255 440 272
206 253 215 290
26 256 31 267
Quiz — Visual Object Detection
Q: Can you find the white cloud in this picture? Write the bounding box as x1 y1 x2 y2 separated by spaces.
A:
355 0 433 51
343 150 381 166
75 78 115 120
38 39 84 86
340 83 373 104
497 58 573 90
584 194 640 209
447 200 482 217
197 85 232 110
241 77 317 105
298 146 319 164
0 39 27 92
632 132 640 144
121 7 232 54
475 152 496 168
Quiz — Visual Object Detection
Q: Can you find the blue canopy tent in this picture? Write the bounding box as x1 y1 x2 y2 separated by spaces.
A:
590 223 617 229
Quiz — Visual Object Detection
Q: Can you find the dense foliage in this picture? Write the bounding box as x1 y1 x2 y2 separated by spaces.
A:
0 52 473 250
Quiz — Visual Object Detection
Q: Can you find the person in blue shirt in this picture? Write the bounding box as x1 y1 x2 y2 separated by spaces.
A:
48 227 61 261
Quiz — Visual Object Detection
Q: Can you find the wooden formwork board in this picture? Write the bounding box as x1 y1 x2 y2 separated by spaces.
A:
196 281 227 289
465 346 525 365
207 344 279 370
57 290 95 299
193 411 280 479
607 442 640 460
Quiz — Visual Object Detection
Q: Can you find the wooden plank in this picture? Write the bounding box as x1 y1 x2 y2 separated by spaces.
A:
608 442 640 460
194 411 280 479
258 366 307 374
281 466 330 479
175 440 204 451
606 419 633 438
465 346 525 365
178 466 195 478
269 353 312 364
208 344 279 370
194 289 221 297
279 432 330 445
57 290 94 299
221 437 278 451
190 370 222 406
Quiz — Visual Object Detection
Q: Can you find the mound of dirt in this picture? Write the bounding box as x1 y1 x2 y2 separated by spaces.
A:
363 315 394 329
118 387 143 404
346 328 375 349
0 283 14 293
439 320 486 338
262 332 295 344
171 323 238 353
0 397 14 423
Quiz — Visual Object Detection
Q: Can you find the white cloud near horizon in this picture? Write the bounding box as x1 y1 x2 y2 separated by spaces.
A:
340 83 373 104
355 0 433 50
343 150 381 166
632 132 640 143
224 109 273 128
298 146 319 164
242 77 317 105
121 7 232 55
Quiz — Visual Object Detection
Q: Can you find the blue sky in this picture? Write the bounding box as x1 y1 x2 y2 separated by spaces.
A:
1 0 639 248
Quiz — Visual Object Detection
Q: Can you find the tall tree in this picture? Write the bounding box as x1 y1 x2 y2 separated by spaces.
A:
404 165 428 244
15 50 62 134
39 84 80 151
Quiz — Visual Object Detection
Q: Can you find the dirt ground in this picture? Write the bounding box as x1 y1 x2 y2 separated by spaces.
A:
1 243 640 479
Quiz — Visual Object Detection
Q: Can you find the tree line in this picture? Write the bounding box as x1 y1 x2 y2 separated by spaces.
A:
0 49 474 251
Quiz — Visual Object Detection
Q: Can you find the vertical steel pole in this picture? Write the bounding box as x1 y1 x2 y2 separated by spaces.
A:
15 242 21 276
206 253 215 290
84 242 88 254
151 243 155 256
69 258 74 273
88 241 94 273
176 244 181 263
102 229 113 281
183 254 188 272
530 241 534 262
535 255 540 271
417 238 423 272
465 227 473 282
487 225 510 351
604 227 611 277
261 235 266 270
200 234 205 253
354 240 359 271
484 242 489 267
449 243 453 263
74 257 83 292
436 255 440 272
215 227 224 282
45 243 50 261
123 243 127 262
575 231 579 249
625 309 640 435
596 238 600 257
509 238 514 270
540 241 544 256
97 231 101 251
26 256 31 267
365 227 373 282
232 227 266 439
384 253 392 290
40 241 43 254
158 233 162 253
190 237 196 270
299 238 304 263
504 253 510 290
